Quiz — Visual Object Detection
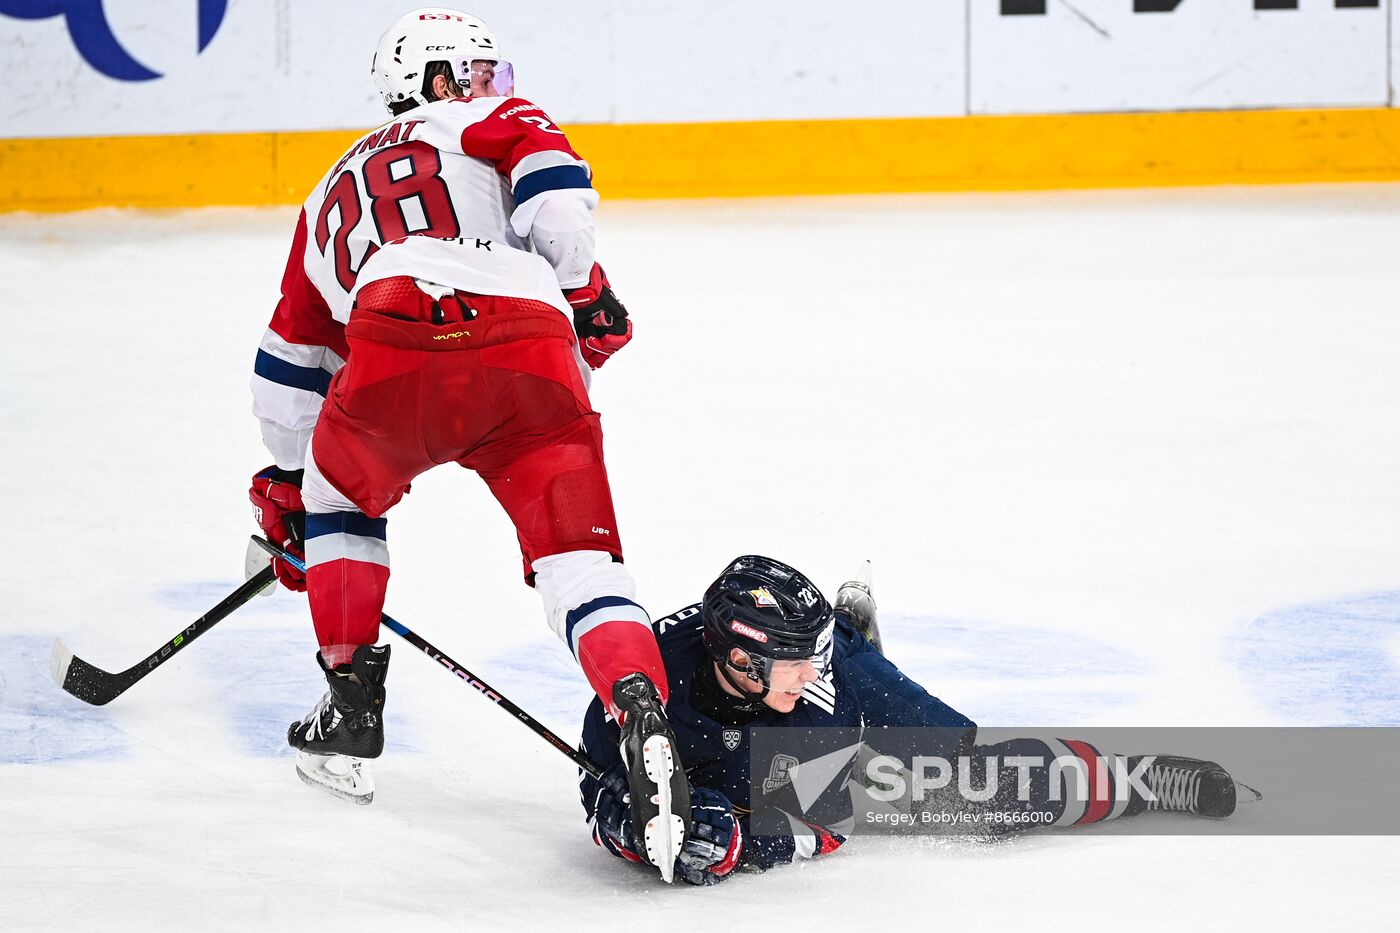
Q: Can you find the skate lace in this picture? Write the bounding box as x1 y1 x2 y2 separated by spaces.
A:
301 689 341 742
1147 763 1201 812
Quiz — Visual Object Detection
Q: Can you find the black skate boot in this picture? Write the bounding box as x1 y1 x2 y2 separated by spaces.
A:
1133 754 1238 818
288 644 390 805
834 561 881 654
613 672 690 883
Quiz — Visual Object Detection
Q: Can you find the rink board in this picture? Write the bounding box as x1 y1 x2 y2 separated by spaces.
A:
5 2 1400 210
8 106 1400 212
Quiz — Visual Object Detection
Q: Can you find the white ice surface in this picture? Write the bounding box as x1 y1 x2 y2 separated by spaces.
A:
1 187 1398 929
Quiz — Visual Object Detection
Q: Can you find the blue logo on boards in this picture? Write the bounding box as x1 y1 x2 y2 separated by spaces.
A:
0 0 228 81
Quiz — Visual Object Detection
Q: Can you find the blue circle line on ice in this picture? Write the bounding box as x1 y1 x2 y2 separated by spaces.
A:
0 0 228 81
199 626 420 759
487 616 1153 728
482 617 1150 729
1232 590 1400 726
156 580 302 617
155 582 1151 736
881 615 1148 725
0 636 129 763
156 581 419 756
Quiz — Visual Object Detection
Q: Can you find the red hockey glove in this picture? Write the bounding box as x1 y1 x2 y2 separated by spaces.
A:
564 263 632 370
249 466 306 592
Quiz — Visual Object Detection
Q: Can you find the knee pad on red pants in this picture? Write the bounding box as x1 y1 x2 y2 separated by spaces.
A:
543 460 622 554
480 425 623 578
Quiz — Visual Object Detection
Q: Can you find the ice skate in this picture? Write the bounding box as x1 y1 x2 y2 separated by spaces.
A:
1137 755 1241 818
835 560 881 653
288 644 389 805
612 672 690 883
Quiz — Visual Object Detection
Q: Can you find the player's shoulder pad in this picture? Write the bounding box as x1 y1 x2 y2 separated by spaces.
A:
433 94 536 125
655 602 703 639
473 96 553 121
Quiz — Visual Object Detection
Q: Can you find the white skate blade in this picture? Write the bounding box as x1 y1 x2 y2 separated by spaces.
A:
843 560 872 593
640 734 683 883
295 752 375 805
51 639 73 687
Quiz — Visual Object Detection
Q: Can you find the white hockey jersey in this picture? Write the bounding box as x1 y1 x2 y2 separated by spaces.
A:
251 94 599 469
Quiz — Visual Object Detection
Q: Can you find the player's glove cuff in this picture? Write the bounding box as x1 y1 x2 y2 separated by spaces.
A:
258 466 305 486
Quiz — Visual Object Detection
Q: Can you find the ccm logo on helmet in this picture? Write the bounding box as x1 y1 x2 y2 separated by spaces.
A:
424 45 457 51
730 620 768 643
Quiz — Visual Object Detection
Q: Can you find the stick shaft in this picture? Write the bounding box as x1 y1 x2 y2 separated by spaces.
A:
381 614 603 778
251 536 603 778
123 565 278 681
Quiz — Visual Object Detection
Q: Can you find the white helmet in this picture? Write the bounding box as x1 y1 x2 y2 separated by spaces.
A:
371 8 513 112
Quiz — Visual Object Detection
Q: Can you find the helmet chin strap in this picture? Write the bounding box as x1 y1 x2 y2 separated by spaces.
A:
721 657 769 702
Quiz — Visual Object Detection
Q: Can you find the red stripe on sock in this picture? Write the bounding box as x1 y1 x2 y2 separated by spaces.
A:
1064 739 1112 824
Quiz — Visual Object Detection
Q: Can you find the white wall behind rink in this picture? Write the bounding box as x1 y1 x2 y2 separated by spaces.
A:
969 0 1389 114
0 0 1393 140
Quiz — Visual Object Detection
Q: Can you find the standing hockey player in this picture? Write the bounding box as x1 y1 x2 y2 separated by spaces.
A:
247 8 688 879
579 557 1249 885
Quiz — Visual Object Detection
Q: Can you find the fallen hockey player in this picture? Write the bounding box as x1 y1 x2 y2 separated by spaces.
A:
579 556 1253 885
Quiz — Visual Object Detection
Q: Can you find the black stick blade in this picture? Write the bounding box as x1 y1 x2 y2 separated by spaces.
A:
48 566 276 707
51 640 123 706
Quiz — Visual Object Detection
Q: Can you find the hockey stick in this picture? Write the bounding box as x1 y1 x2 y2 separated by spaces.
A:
51 565 278 705
250 536 604 778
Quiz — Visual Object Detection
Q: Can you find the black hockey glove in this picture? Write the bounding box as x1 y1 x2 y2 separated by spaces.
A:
564 263 632 370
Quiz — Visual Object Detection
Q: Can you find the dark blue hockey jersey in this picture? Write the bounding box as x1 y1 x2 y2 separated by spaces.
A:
579 604 976 870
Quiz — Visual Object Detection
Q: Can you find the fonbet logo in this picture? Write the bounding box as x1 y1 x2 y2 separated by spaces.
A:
729 620 768 643
0 0 229 82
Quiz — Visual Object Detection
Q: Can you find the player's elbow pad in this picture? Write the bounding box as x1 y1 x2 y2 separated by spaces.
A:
526 194 596 289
